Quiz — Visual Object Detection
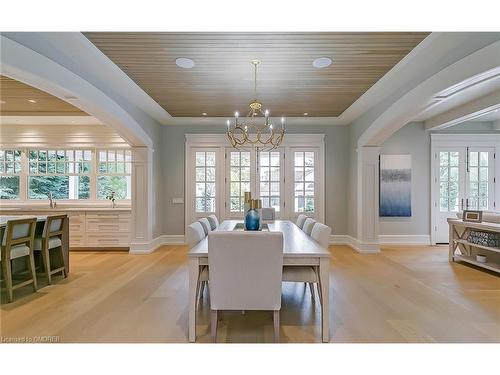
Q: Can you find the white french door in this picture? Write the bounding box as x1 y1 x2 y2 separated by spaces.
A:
434 146 495 243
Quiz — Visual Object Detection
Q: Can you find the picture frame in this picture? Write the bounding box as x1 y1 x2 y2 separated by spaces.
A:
462 210 483 223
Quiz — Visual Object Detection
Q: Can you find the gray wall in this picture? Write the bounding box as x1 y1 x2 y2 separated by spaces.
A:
379 121 498 236
161 124 350 235
379 122 430 235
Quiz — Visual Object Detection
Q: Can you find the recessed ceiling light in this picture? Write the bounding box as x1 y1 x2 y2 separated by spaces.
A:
202 112 207 116
27 99 37 103
303 112 309 116
312 57 333 69
175 57 195 69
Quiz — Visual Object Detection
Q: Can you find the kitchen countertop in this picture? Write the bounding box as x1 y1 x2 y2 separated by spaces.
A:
0 206 132 212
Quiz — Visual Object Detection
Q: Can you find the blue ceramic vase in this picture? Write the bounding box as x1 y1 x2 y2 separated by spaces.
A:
244 209 260 231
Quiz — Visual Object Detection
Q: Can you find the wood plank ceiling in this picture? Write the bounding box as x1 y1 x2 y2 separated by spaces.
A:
0 76 86 116
84 32 429 117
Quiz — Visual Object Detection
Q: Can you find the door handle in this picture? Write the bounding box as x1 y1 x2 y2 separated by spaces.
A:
461 198 464 210
465 198 469 209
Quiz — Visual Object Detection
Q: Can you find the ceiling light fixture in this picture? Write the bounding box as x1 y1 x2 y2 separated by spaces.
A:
202 112 207 116
27 99 37 103
303 112 309 116
226 60 285 151
312 57 333 68
0 100 6 104
175 57 195 69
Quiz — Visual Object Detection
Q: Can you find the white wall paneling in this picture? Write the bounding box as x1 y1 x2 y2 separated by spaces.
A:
356 146 381 252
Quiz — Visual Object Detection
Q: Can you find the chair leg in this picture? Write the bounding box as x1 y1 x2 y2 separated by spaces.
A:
196 280 201 301
273 310 280 343
316 280 323 308
3 259 13 303
27 253 38 291
41 248 52 284
211 310 218 343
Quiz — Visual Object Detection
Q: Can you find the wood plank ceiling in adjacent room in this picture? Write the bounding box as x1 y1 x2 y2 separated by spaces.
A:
0 75 86 116
84 32 429 117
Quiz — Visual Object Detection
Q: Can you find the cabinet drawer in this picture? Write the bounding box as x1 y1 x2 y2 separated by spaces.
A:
69 223 85 234
70 234 86 247
86 213 131 220
86 233 130 247
85 219 130 232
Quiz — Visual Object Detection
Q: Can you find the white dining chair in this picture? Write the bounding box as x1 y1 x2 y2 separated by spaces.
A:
261 207 275 221
187 221 209 301
283 221 331 305
302 218 316 235
208 231 284 342
207 214 219 230
296 214 307 229
198 217 212 236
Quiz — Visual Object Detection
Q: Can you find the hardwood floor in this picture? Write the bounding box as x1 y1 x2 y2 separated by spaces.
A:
1 245 499 343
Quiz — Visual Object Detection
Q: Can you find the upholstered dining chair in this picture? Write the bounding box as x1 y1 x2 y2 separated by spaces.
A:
261 207 276 221
208 231 284 342
295 214 308 229
1 217 38 303
283 221 331 305
302 218 317 236
207 214 219 230
187 221 209 301
34 214 68 284
198 217 212 236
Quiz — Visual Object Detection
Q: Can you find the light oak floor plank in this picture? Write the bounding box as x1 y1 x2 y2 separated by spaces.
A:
1 245 499 343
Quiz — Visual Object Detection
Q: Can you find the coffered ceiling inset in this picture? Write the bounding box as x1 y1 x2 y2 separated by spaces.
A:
84 32 429 117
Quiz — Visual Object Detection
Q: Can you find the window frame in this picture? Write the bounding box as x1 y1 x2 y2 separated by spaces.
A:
0 147 132 204
185 134 325 229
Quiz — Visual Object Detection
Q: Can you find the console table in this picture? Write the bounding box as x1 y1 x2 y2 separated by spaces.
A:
448 218 500 273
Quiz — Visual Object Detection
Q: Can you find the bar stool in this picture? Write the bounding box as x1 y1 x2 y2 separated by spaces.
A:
34 214 68 284
1 217 38 303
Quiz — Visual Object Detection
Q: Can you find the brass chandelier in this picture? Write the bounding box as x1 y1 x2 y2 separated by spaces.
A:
226 60 285 151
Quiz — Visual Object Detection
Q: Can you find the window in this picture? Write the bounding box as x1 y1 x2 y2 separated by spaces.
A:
468 151 489 210
28 149 91 200
195 151 216 213
294 151 315 212
97 149 132 200
439 151 460 212
0 149 21 199
259 151 281 211
229 151 251 212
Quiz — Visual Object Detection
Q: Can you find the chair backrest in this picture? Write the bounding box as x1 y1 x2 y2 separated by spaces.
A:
208 231 283 311
198 218 212 235
186 222 206 248
296 214 307 229
207 214 219 230
302 218 316 236
2 217 37 248
311 222 332 249
43 214 67 239
261 207 275 221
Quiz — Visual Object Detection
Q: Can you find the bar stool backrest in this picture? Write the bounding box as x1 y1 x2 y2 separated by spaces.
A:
43 214 67 240
2 217 37 253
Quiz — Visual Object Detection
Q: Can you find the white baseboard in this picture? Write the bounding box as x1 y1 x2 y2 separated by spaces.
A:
130 232 430 255
129 235 185 254
379 234 431 245
329 235 380 253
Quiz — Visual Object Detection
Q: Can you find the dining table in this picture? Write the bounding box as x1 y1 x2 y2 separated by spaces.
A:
0 215 70 274
187 219 331 342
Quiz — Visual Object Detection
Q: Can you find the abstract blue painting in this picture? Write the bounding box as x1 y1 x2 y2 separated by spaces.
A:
380 154 412 217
